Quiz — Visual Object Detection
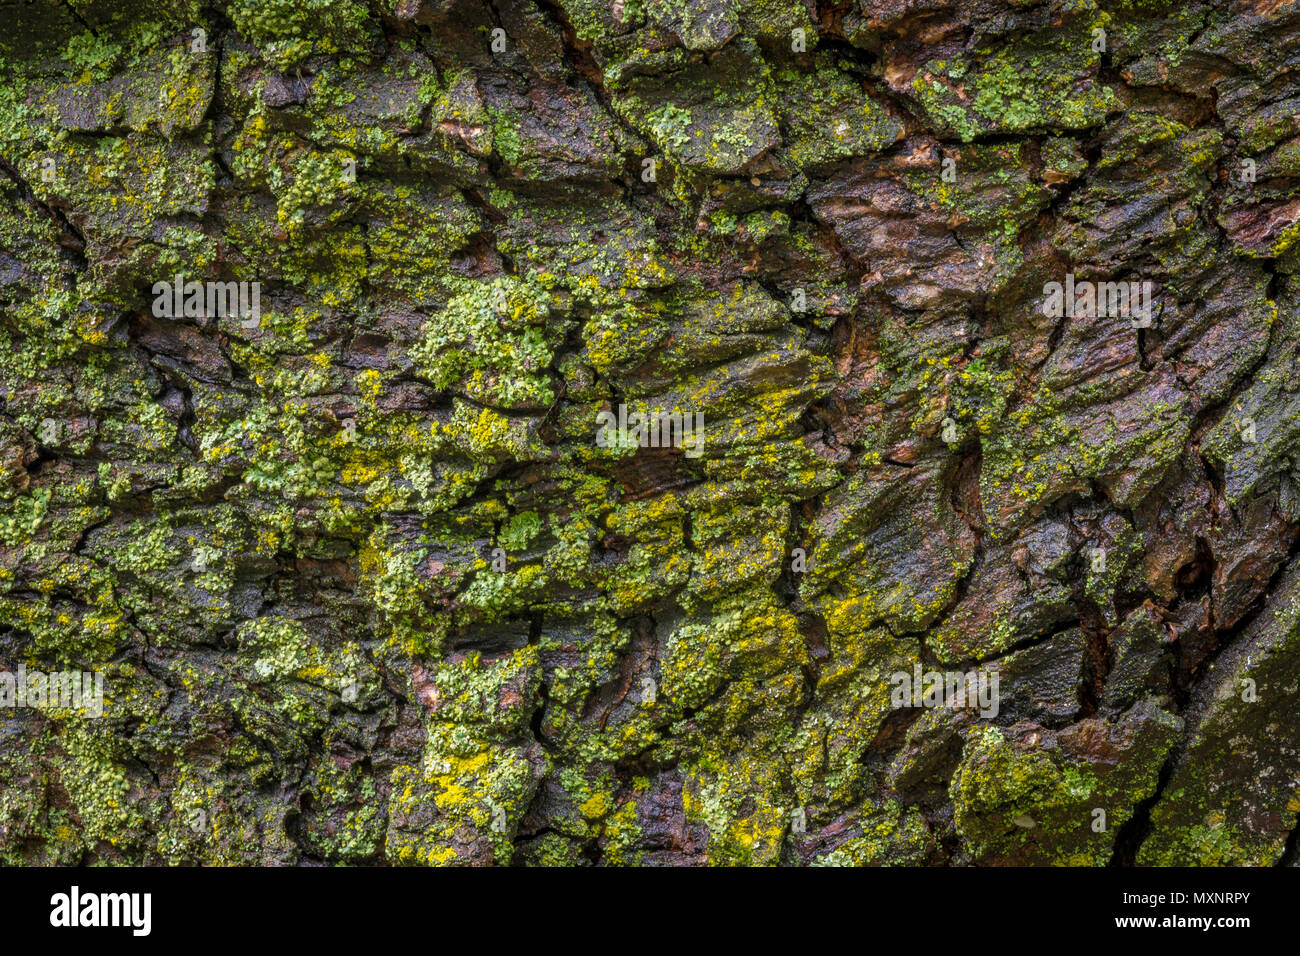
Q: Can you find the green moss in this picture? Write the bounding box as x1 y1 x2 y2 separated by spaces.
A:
410 276 558 409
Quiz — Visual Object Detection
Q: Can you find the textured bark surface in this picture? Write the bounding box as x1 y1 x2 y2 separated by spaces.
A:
1 0 1298 866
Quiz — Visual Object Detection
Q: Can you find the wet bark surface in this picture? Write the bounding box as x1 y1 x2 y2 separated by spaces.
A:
0 0 1297 865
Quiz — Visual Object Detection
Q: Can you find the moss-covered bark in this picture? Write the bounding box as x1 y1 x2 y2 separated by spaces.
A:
0 0 1298 865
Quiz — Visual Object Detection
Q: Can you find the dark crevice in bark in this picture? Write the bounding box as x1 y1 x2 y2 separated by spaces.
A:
1108 749 1176 867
